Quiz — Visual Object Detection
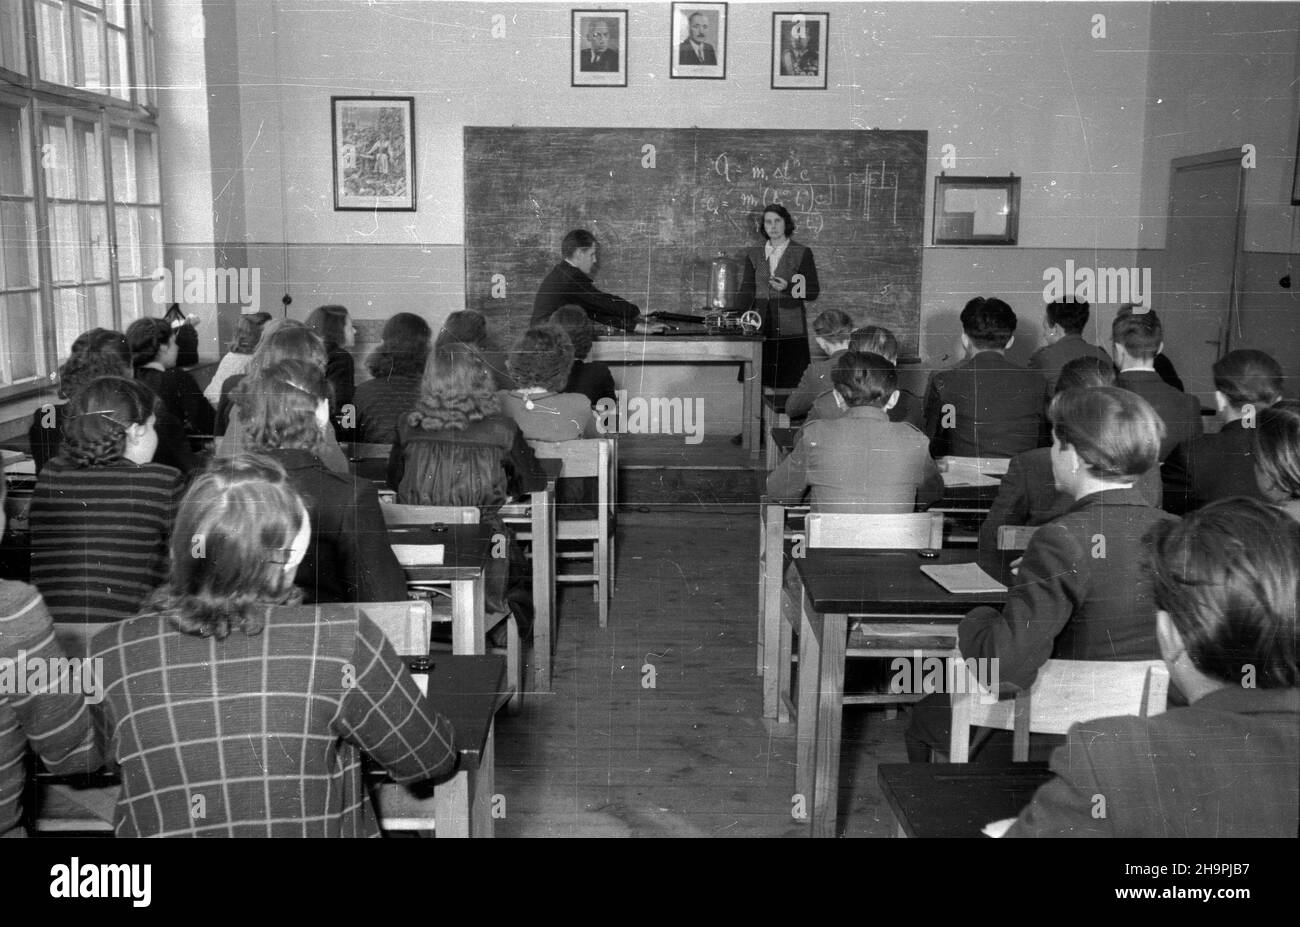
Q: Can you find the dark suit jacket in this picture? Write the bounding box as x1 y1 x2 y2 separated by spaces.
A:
977 447 1163 556
267 447 406 605
1027 334 1112 392
678 40 717 65
785 350 846 420
1116 369 1203 461
1007 686 1300 837
1162 419 1266 515
532 261 640 332
924 351 1050 458
566 359 617 408
736 241 820 342
806 379 924 430
581 48 619 71
960 487 1176 690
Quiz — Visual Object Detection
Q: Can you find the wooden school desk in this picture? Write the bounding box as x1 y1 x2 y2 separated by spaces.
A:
373 654 508 838
388 522 494 654
877 762 1052 838
587 330 764 457
791 549 1007 838
512 457 561 692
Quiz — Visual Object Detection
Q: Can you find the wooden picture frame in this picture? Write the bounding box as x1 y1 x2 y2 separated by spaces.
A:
932 175 1021 245
671 2 727 80
572 9 628 87
1291 122 1300 205
771 12 828 90
331 96 415 211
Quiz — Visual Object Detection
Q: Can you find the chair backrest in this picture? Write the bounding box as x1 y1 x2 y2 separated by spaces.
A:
345 442 393 461
806 511 943 550
528 437 615 514
380 501 480 526
359 601 433 657
996 524 1038 551
948 658 1170 762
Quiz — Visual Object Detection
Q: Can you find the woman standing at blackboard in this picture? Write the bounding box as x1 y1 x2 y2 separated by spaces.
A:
737 204 820 392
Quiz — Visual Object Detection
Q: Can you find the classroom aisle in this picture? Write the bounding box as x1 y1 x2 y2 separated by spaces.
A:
492 510 908 838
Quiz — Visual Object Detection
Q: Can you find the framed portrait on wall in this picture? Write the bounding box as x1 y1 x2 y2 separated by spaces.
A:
572 9 628 87
331 96 416 211
671 2 726 80
771 12 828 90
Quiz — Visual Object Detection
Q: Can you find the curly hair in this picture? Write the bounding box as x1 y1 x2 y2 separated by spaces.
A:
367 312 432 378
58 329 131 400
136 454 307 640
434 310 489 351
232 323 330 414
238 359 328 454
408 342 500 432
507 325 574 392
126 317 175 368
60 376 159 468
550 306 594 361
228 312 273 355
306 304 350 351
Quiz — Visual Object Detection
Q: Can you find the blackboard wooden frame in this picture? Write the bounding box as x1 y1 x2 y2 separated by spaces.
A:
1291 121 1300 205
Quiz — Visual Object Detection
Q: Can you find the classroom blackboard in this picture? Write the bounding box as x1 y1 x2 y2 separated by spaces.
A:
464 127 927 351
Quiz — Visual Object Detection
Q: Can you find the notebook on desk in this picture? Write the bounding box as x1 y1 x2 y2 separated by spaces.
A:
920 562 1007 594
391 544 445 566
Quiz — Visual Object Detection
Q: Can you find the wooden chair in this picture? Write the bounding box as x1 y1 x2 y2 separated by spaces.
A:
362 600 433 658
948 658 1170 762
379 501 522 713
519 438 617 628
777 511 947 722
345 442 393 482
996 524 1038 551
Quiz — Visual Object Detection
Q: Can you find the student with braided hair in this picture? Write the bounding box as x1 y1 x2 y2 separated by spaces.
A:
28 376 183 624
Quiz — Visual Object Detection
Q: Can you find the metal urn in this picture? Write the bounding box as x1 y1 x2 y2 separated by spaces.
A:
707 251 742 312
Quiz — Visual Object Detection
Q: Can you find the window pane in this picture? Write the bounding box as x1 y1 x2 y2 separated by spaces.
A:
0 202 37 289
42 117 74 199
114 204 140 276
88 284 113 330
0 0 26 75
0 104 30 196
2 292 43 383
50 204 81 282
138 206 161 273
110 126 134 201
107 26 128 99
77 9 105 92
119 281 145 325
53 287 84 357
81 0 104 10
36 0 70 86
106 0 125 26
77 119 104 201
135 132 158 202
87 204 110 280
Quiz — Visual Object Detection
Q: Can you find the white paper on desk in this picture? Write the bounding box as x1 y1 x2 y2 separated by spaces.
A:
940 456 1009 487
920 562 1007 594
982 817 1017 838
390 544 445 566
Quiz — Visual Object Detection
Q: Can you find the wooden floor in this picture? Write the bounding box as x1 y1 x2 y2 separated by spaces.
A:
493 510 908 838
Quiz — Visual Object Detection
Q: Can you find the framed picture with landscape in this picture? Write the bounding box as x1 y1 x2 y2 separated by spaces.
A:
331 96 416 211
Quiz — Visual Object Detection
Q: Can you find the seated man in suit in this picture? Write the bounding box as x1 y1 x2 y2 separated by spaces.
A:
1113 306 1203 461
806 325 926 430
678 12 717 65
1162 348 1283 515
766 351 943 513
907 386 1175 761
1008 497 1299 837
782 308 854 420
1027 299 1112 392
923 297 1050 458
532 229 661 334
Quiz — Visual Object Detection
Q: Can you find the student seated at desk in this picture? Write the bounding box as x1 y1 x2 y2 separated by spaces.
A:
238 359 405 604
352 312 432 444
128 317 215 438
766 351 942 513
783 308 854 420
805 325 925 430
29 376 183 624
435 309 515 392
1112 306 1202 462
388 344 545 643
29 328 133 474
203 311 272 410
1254 399 1300 523
90 456 457 837
1027 299 1112 392
498 325 597 442
0 468 103 837
978 356 1162 561
906 386 1176 762
1162 348 1283 514
305 304 358 440
923 297 1050 458
553 305 616 408
1008 498 1299 837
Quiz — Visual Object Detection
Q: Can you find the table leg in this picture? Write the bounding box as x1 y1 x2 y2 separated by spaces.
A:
470 721 495 838
811 610 847 838
743 354 761 458
433 771 471 838
451 574 486 655
761 505 784 714
530 487 553 692
794 579 820 818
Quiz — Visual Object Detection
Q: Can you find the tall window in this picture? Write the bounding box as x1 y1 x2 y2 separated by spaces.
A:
0 0 159 398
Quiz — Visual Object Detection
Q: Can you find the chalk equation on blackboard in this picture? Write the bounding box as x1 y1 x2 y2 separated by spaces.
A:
702 152 900 237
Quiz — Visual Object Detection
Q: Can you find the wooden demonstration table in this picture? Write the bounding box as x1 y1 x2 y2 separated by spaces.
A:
588 331 764 457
